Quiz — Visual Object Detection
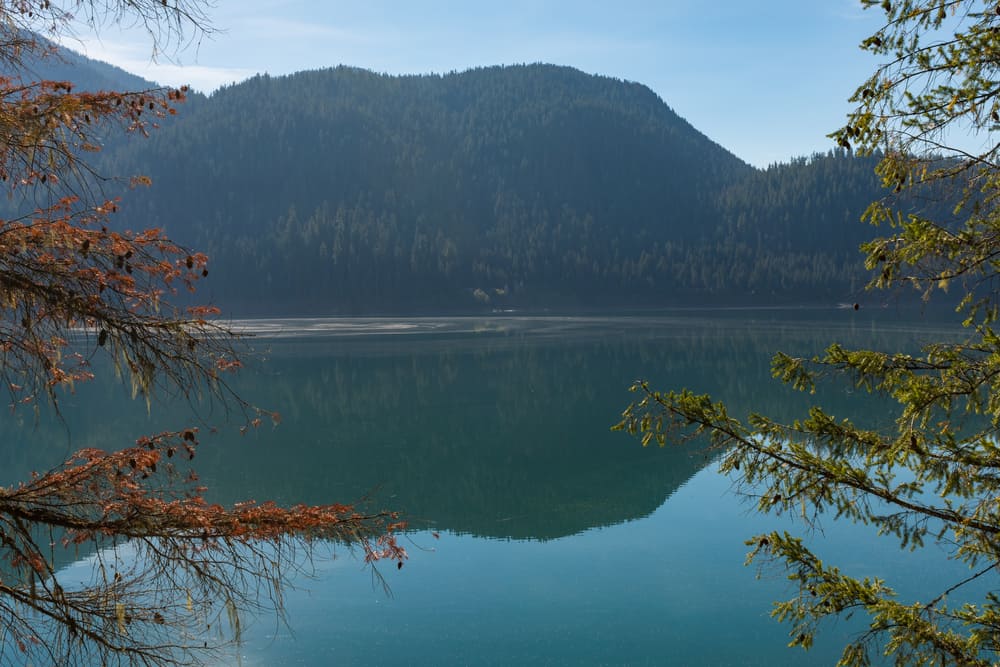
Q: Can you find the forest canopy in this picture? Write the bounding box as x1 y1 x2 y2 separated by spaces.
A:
78 63 905 314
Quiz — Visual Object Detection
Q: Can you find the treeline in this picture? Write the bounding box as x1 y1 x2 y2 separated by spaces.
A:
60 61 929 313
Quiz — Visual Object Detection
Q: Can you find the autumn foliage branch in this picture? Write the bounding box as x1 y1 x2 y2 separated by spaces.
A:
0 429 406 666
0 3 408 665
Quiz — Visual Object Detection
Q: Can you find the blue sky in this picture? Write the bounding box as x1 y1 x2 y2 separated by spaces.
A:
62 1 885 168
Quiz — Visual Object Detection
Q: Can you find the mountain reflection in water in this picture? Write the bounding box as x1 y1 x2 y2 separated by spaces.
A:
0 312 968 666
0 313 949 542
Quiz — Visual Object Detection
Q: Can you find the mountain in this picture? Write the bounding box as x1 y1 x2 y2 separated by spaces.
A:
98 64 776 313
5 33 156 92
18 46 902 314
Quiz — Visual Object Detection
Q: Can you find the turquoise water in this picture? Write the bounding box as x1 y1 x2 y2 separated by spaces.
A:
0 311 980 665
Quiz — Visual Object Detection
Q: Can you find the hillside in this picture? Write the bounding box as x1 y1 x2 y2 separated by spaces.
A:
17 48 901 314
97 65 762 312
3 33 155 92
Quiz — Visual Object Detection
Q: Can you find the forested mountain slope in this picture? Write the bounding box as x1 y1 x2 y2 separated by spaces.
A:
2 33 154 92
26 49 903 314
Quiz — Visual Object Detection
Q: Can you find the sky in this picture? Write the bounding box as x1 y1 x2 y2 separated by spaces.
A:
58 1 886 168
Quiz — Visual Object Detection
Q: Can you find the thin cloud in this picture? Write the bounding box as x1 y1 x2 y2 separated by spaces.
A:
55 37 255 92
134 63 258 93
831 0 878 22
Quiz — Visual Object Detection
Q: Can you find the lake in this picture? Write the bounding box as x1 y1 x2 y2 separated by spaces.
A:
0 310 976 665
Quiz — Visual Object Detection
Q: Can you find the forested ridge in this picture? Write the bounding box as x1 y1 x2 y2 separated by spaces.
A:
33 50 913 314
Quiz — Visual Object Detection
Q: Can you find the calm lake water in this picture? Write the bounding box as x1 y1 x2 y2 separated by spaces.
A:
0 310 979 665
